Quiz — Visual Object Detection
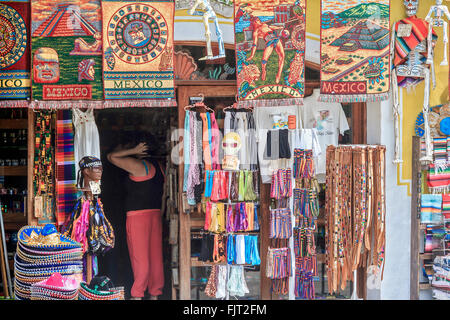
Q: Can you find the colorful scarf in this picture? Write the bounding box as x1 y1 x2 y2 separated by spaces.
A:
0 1 30 105
101 0 176 107
234 0 306 107
31 1 104 108
55 110 77 228
319 0 390 103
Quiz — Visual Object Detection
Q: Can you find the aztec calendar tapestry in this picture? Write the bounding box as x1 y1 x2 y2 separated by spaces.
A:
102 0 176 107
31 0 103 106
319 0 390 103
234 0 306 107
0 0 30 102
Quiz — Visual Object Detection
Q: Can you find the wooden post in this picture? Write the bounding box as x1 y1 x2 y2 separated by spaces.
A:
410 136 421 300
27 109 36 226
259 183 272 300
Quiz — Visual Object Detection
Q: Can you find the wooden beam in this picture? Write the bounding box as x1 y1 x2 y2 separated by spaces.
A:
27 109 36 226
259 183 272 300
410 136 421 300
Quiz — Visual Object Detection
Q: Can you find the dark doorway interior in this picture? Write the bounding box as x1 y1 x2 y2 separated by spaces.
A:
93 107 177 300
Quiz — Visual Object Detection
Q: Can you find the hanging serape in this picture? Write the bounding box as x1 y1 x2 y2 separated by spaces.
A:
319 0 390 103
55 110 77 228
234 0 306 107
392 15 437 88
0 0 30 105
101 0 176 107
30 0 104 108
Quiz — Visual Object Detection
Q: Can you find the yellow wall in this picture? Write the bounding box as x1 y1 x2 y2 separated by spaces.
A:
306 0 450 195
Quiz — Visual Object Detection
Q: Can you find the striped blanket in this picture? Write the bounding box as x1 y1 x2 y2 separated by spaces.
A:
393 16 437 87
427 164 450 193
442 194 450 220
421 194 442 225
55 110 77 228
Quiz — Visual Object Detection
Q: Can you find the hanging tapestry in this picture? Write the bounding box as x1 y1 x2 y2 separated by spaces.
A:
101 0 176 107
234 0 306 107
56 109 77 229
31 0 104 108
319 0 390 103
0 0 30 105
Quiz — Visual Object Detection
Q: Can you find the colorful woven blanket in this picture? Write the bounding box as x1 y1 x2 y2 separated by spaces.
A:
0 1 30 105
234 0 306 107
421 194 442 225
393 15 437 88
31 0 104 108
56 110 77 228
102 0 176 107
427 164 450 193
319 0 390 103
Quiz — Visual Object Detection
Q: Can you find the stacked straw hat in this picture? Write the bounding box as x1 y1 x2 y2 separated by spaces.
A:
14 224 83 300
31 272 79 300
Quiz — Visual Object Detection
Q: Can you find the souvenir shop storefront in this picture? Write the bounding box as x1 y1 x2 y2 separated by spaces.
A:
0 0 449 301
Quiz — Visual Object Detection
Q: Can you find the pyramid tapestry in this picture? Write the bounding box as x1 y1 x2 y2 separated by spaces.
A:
0 0 30 104
319 0 390 103
102 0 176 107
234 0 306 107
31 1 103 107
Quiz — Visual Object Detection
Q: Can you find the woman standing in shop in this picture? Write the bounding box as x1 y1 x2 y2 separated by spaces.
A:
107 133 164 300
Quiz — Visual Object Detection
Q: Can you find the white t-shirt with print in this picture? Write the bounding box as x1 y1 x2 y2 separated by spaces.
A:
301 89 350 181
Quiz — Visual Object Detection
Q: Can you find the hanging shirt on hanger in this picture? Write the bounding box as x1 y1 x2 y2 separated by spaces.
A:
301 89 349 182
254 106 302 184
72 108 101 176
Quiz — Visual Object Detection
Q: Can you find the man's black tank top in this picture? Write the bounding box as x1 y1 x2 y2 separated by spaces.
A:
124 159 164 212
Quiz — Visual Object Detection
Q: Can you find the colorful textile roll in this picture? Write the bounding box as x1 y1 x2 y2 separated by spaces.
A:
234 0 306 107
0 0 31 103
433 137 448 165
421 194 443 225
319 0 391 103
101 0 176 107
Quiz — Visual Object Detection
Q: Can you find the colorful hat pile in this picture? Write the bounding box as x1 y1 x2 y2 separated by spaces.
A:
78 276 124 301
31 272 79 300
14 224 83 300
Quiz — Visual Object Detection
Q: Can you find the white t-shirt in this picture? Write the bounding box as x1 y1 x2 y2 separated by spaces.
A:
254 105 302 184
301 90 349 181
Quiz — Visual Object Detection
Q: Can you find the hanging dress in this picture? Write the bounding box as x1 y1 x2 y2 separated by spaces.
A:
72 108 101 175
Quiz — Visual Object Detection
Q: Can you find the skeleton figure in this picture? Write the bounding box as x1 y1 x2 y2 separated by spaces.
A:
426 0 450 65
189 0 225 60
391 0 437 163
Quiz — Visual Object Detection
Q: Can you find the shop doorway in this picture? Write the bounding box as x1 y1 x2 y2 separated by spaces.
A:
93 108 177 300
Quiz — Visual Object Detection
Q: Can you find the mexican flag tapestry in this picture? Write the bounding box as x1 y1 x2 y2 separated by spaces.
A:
31 0 104 108
0 0 30 105
102 0 176 107
234 0 306 107
319 0 390 103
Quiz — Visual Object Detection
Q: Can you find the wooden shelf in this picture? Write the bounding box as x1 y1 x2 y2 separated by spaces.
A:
0 166 27 176
2 211 26 230
0 119 27 129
